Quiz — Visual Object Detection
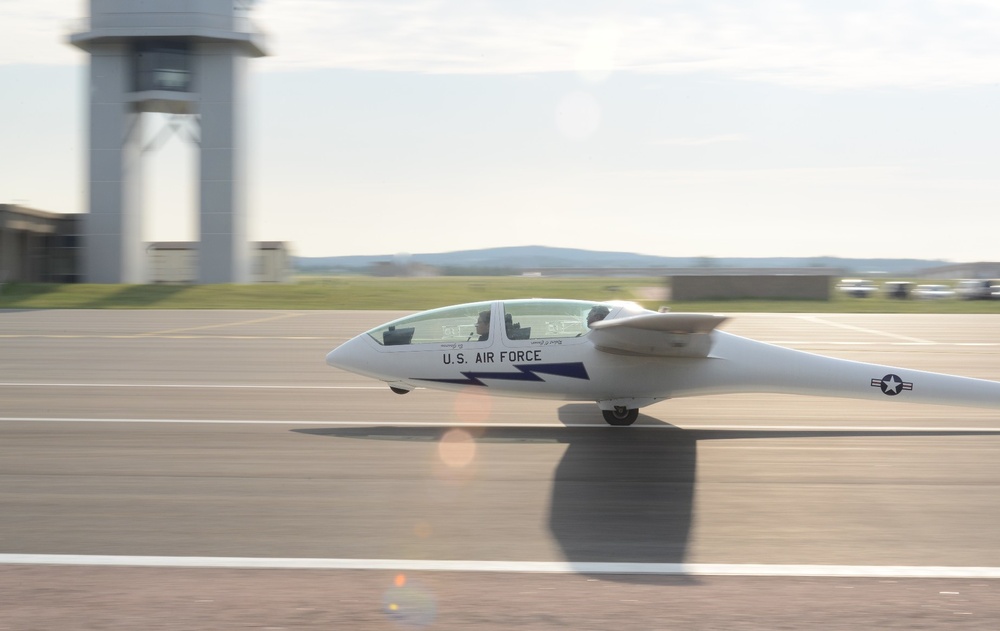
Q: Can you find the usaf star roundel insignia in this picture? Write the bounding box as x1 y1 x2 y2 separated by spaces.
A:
870 373 913 396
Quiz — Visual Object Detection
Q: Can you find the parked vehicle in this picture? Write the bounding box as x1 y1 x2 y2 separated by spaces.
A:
913 284 955 299
957 279 996 300
883 281 913 299
836 278 878 298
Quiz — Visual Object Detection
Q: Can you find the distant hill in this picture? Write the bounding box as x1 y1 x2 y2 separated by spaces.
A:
295 245 947 276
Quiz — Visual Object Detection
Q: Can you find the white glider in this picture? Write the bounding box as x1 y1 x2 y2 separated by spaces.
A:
325 299 1000 425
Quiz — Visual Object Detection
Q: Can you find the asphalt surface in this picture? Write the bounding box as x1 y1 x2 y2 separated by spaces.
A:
2 309 1000 629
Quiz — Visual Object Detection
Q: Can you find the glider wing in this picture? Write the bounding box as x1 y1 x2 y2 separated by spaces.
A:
588 312 728 357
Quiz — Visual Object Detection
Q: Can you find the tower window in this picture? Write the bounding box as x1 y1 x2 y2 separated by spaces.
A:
134 40 193 92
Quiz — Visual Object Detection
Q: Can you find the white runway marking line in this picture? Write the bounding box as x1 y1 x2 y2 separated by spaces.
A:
3 555 1000 578
135 312 309 337
3 330 997 346
795 315 935 344
767 341 1000 348
0 382 383 390
0 334 329 340
5 332 995 346
2 418 1000 432
708 446 905 451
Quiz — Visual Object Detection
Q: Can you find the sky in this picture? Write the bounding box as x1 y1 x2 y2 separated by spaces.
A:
1 1 999 261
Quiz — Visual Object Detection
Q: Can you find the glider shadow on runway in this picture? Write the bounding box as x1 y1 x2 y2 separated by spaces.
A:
295 403 1000 584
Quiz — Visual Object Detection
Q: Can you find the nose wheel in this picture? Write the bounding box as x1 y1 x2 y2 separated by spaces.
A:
602 406 638 426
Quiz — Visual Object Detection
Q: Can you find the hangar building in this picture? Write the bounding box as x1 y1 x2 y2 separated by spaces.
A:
0 205 81 284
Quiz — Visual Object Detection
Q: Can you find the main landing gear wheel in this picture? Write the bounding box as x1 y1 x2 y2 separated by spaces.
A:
602 406 639 426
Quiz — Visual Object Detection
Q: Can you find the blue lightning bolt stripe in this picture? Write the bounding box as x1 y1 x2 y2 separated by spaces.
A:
417 362 590 387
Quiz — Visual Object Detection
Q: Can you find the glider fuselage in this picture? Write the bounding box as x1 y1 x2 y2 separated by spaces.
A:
326 298 1000 422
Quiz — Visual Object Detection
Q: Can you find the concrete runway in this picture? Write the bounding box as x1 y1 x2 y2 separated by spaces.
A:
2 309 1000 629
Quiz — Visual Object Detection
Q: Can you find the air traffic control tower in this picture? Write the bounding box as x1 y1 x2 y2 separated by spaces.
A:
70 0 267 283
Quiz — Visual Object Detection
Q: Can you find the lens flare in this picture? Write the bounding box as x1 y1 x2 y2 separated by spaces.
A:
574 23 621 83
383 580 437 628
413 521 432 539
438 428 476 468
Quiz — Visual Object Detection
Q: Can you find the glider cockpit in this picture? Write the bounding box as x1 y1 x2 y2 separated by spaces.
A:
366 299 615 348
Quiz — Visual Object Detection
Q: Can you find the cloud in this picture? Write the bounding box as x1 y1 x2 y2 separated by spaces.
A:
647 134 749 147
254 0 1000 89
6 1 1000 89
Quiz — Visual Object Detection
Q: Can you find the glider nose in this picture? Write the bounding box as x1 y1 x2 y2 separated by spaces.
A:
324 346 341 368
325 341 352 369
325 335 372 375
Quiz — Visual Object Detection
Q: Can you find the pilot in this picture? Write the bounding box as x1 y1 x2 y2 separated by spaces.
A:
474 310 490 341
586 305 610 328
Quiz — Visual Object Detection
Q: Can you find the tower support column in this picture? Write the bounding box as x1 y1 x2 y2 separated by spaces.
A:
198 43 251 284
85 42 146 284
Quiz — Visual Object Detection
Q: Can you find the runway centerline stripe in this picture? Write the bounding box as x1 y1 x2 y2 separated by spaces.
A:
2 555 1000 578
